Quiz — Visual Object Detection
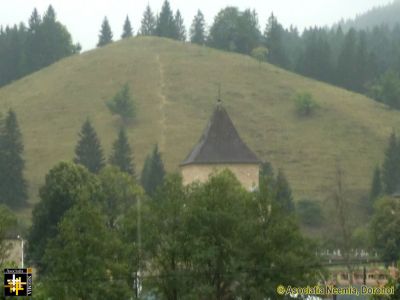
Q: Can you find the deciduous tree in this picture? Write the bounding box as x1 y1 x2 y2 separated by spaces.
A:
43 199 131 299
371 196 400 264
27 162 101 271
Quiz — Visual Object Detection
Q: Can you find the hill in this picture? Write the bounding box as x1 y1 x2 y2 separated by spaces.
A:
338 0 400 30
1 37 400 215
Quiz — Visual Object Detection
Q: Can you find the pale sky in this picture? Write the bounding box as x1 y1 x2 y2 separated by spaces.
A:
0 0 394 50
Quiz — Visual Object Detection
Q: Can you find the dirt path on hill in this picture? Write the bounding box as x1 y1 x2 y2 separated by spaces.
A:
156 54 168 152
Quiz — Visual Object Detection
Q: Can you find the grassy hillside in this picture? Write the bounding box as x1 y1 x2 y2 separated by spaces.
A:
1 37 400 215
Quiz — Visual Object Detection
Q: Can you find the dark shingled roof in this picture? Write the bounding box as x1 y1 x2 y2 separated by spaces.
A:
181 104 261 166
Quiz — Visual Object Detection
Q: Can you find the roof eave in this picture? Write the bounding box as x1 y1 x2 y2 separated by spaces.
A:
180 160 262 167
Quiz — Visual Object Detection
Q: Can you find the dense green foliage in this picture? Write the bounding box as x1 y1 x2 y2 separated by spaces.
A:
0 204 17 266
368 132 400 265
259 162 295 214
121 15 133 39
109 128 135 176
98 166 141 228
382 132 400 195
259 161 275 191
371 196 400 264
27 162 100 271
141 144 165 197
97 17 113 47
26 160 322 298
0 205 17 297
0 6 78 87
74 119 105 173
369 70 400 109
142 171 320 298
106 83 136 121
296 199 324 227
0 110 27 208
43 198 131 299
369 166 382 212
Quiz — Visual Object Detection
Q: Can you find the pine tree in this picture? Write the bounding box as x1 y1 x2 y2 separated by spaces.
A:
43 5 56 22
336 29 358 89
369 166 382 212
27 8 44 71
174 10 186 41
296 29 333 82
141 144 165 197
97 17 113 47
274 169 294 212
121 15 133 39
264 13 288 68
40 5 75 67
140 5 156 36
0 110 27 208
155 0 176 39
28 8 41 32
258 161 275 194
109 128 135 176
382 132 400 194
190 10 206 45
354 31 369 92
74 119 105 173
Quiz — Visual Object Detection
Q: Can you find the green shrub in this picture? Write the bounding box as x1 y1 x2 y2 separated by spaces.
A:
296 199 324 227
106 83 136 121
294 92 319 117
251 46 268 64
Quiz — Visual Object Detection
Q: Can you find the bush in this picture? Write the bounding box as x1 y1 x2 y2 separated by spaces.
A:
106 84 136 121
296 199 324 227
294 92 319 117
251 47 268 64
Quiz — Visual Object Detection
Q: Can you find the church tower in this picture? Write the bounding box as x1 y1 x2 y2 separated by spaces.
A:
180 102 261 190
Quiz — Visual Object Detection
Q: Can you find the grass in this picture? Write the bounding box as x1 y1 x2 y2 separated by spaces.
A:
0 37 399 219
